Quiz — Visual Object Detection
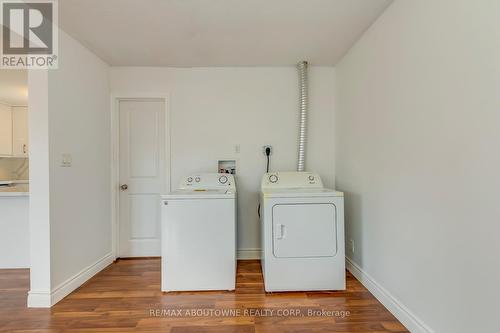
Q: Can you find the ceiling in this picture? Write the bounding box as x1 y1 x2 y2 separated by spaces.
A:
59 0 392 67
0 70 28 105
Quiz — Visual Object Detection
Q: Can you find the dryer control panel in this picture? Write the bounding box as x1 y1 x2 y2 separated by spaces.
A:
261 172 324 189
180 173 235 189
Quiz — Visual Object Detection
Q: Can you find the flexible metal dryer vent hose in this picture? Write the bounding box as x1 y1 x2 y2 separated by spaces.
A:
297 61 308 172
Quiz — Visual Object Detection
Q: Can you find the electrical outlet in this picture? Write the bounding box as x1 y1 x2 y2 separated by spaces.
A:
263 145 272 155
234 144 240 154
350 239 355 254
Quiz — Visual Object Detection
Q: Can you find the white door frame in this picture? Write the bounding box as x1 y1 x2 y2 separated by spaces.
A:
110 93 171 259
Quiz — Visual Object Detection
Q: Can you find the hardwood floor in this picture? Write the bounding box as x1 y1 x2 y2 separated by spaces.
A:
0 259 408 332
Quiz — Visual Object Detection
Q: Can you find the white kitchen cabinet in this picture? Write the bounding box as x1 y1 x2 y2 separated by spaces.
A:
0 104 13 156
0 105 28 157
12 106 29 157
0 195 30 268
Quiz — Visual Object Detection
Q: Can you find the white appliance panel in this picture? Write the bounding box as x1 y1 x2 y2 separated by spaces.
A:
272 203 337 258
261 171 323 189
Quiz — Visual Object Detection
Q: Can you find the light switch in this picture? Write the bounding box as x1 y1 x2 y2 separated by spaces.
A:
61 153 72 167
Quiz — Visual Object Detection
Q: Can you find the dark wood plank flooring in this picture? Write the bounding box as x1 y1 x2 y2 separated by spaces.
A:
0 259 408 332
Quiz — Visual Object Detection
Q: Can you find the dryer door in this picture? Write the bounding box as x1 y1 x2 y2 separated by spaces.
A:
272 203 337 258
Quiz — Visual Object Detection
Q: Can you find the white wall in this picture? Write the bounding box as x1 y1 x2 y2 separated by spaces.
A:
28 69 51 306
111 66 335 254
335 1 500 332
48 31 112 288
28 30 112 306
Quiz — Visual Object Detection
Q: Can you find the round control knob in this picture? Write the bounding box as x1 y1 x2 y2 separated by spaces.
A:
187 177 193 183
308 175 315 181
269 174 278 183
195 177 201 182
219 175 228 184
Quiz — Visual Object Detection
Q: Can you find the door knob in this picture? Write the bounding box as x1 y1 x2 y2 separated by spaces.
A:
120 184 128 190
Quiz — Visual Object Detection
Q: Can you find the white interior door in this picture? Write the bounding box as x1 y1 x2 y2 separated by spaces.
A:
119 99 166 257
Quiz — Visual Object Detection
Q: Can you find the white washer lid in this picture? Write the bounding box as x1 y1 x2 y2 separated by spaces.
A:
161 188 236 199
262 188 343 198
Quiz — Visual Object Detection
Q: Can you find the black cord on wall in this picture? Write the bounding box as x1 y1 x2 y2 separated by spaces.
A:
265 147 271 173
259 147 272 218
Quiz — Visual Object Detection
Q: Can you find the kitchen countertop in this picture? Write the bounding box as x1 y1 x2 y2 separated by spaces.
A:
0 183 29 197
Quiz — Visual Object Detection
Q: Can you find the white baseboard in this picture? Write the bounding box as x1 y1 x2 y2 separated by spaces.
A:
27 290 51 307
345 257 434 333
237 248 261 260
28 252 114 308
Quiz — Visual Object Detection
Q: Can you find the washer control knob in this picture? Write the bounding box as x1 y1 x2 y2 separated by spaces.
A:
308 175 315 181
219 175 228 184
195 177 201 182
187 177 193 183
269 174 278 183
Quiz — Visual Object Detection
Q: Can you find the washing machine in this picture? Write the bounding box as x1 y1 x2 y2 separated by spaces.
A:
260 171 345 291
161 173 236 292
